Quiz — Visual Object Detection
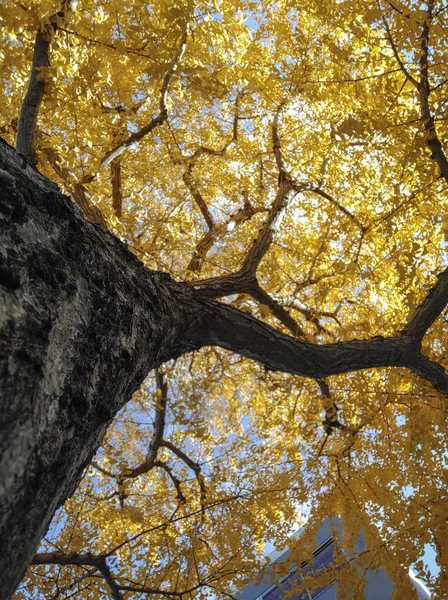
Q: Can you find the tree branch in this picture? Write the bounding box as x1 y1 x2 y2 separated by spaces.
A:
89 372 187 506
187 192 265 273
251 282 305 337
124 370 168 477
16 0 78 165
402 265 448 343
379 2 419 88
182 296 448 394
170 97 241 270
281 296 340 332
111 159 123 217
32 552 102 568
182 169 214 228
188 108 351 290
242 178 294 275
188 185 357 300
52 566 100 596
108 119 128 217
99 561 124 600
183 96 240 167
187 225 218 272
272 100 289 177
417 0 448 181
95 372 192 507
43 145 106 226
249 285 347 430
189 269 257 299
31 553 123 600
161 440 206 507
251 283 344 430
154 460 186 504
303 186 365 231
99 22 189 170
241 104 362 282
117 585 183 597
90 461 116 479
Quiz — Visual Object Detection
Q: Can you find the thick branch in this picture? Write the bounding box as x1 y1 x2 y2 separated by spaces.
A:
117 585 183 597
242 178 294 275
406 352 448 393
251 283 305 337
188 225 218 272
188 108 341 286
239 107 359 278
182 170 214 228
272 100 289 176
125 370 168 477
187 193 263 273
43 145 106 226
250 286 348 431
402 265 448 342
101 104 133 220
32 551 102 568
182 300 448 393
32 552 123 600
16 0 78 165
417 0 448 182
100 561 124 600
189 269 257 299
111 159 123 217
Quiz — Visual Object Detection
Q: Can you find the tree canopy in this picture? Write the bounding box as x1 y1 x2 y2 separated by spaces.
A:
1 0 448 598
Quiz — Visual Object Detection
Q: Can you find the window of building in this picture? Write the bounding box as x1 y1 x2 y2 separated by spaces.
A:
261 569 308 600
306 538 335 599
261 538 335 600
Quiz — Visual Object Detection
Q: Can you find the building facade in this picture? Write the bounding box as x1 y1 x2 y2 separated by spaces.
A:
238 520 431 600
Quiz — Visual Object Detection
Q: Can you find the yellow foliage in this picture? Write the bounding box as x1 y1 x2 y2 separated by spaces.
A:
3 0 448 598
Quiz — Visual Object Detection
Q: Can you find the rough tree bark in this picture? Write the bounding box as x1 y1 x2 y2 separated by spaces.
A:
1 137 448 599
0 138 203 599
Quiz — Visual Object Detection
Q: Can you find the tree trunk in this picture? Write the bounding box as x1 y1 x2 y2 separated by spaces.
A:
0 138 200 599
2 136 448 599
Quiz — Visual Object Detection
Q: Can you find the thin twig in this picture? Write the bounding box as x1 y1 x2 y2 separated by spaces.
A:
161 440 207 508
379 1 419 88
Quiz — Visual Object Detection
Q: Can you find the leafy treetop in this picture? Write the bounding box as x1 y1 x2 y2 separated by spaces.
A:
1 0 448 598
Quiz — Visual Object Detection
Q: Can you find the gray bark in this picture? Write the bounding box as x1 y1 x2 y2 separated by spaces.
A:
1 137 448 598
182 301 448 392
0 138 199 599
15 29 50 165
16 1 79 166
